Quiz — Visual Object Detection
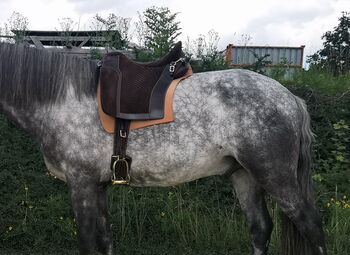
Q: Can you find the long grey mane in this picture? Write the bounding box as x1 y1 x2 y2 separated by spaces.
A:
0 43 97 108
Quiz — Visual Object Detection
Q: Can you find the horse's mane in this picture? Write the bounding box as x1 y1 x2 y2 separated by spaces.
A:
0 42 97 108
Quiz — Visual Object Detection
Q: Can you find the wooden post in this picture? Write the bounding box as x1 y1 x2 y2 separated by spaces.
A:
30 36 44 50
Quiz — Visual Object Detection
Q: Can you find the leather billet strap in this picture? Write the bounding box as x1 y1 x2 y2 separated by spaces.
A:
111 118 131 185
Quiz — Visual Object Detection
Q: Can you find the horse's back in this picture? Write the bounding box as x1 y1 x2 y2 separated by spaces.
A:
181 69 297 112
176 69 301 134
174 69 302 164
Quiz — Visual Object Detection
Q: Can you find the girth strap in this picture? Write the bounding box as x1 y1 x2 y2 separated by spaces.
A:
111 118 131 185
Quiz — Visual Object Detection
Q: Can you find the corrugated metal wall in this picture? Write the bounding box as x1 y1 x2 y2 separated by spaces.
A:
227 45 304 67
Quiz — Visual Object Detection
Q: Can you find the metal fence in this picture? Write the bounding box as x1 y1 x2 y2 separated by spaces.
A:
226 44 305 68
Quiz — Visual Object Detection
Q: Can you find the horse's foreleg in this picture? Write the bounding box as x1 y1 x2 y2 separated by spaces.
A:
67 177 99 255
230 168 273 255
96 184 114 255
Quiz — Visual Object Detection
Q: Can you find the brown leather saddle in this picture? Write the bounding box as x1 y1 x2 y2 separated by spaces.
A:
97 42 192 185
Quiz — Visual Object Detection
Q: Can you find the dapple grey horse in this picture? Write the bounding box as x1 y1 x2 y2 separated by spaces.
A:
0 43 326 255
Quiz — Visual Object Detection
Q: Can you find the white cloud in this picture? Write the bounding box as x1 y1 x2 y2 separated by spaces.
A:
67 0 169 16
0 0 348 58
0 0 78 30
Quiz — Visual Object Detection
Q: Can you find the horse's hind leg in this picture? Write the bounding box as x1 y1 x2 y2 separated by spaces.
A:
266 179 325 254
279 196 326 255
261 176 325 254
238 145 326 254
230 168 273 255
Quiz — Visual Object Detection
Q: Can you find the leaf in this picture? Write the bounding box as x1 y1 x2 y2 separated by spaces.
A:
312 174 324 182
336 155 345 162
333 123 342 129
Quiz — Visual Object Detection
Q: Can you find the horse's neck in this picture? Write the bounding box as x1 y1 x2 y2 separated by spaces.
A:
0 99 46 136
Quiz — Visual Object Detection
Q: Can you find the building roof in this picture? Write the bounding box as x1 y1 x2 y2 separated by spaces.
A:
10 29 122 47
11 30 112 37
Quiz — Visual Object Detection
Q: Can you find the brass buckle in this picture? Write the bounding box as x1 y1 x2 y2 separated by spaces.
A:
111 156 130 185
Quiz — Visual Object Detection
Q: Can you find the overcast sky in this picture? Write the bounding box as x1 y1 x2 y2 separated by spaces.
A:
0 0 348 59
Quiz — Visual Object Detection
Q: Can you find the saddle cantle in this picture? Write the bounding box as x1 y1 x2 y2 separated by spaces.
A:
97 42 192 185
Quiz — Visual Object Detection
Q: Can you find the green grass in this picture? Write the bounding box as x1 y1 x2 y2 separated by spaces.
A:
1 114 350 254
325 199 350 254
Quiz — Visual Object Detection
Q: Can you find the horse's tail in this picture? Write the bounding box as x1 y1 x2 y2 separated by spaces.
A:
281 95 316 254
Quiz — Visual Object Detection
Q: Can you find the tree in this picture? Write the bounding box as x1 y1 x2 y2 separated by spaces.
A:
231 33 253 46
57 17 76 32
4 12 29 43
91 14 129 50
56 17 76 47
185 30 227 72
143 6 181 58
248 51 272 74
134 11 148 48
307 12 350 76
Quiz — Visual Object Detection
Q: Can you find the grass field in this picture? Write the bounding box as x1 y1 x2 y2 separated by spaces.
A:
0 70 349 254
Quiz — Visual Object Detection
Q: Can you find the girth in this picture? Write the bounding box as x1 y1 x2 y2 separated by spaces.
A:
98 42 191 185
